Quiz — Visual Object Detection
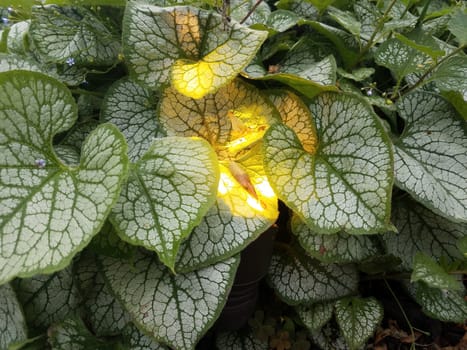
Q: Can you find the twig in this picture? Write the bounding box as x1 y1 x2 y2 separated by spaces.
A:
240 0 264 25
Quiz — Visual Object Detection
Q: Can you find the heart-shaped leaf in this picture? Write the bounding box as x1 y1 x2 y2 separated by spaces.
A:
101 78 166 162
429 56 467 101
216 329 269 350
123 323 169 350
100 251 240 350
110 136 219 271
382 197 465 271
411 252 463 291
0 71 128 284
292 215 380 263
12 266 81 333
296 301 334 333
123 4 267 98
268 243 358 305
0 283 27 350
394 91 467 223
30 5 120 65
264 92 393 234
335 297 383 350
413 281 467 323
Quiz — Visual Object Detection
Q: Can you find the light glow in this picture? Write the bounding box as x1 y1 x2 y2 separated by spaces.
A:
255 177 276 198
246 195 264 212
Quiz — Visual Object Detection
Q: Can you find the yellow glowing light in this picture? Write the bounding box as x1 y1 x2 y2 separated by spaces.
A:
255 177 276 198
246 195 264 212
172 60 214 99
218 171 235 195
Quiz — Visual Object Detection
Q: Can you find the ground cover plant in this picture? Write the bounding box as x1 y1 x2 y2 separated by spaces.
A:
0 0 466 349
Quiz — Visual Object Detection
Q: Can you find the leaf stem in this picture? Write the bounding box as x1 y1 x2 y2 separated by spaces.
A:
398 44 466 98
383 279 417 350
240 0 264 24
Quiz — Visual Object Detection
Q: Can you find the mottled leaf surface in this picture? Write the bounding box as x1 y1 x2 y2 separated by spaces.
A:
215 329 268 350
101 78 166 162
411 253 463 291
264 92 393 234
0 71 128 284
229 0 271 26
414 282 467 323
0 283 27 350
292 215 379 263
100 251 240 350
394 91 467 222
123 323 168 350
382 197 465 271
429 56 467 101
12 266 81 332
268 244 358 305
110 137 219 271
296 301 334 333
123 4 267 98
30 5 120 65
335 297 383 350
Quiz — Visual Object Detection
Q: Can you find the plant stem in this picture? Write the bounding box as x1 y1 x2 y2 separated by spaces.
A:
240 0 264 24
399 44 466 98
383 279 418 350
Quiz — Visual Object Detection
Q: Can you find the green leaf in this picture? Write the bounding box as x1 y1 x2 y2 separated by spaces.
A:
101 78 166 162
305 0 335 12
263 92 393 234
429 55 467 101
176 152 278 272
243 37 337 99
276 0 319 20
48 317 114 350
295 301 334 333
448 9 467 46
458 236 467 258
88 221 135 259
442 90 467 119
310 321 348 350
327 6 361 37
100 251 240 350
0 284 28 350
374 38 431 81
292 215 380 264
265 9 300 33
337 67 375 82
394 32 445 60
6 21 30 55
0 71 128 284
110 136 219 271
335 297 383 350
123 323 169 350
215 329 269 350
30 5 120 65
394 91 467 223
414 281 467 323
382 197 465 271
123 4 267 99
229 0 271 26
268 244 358 305
11 266 81 333
75 252 131 336
411 252 463 291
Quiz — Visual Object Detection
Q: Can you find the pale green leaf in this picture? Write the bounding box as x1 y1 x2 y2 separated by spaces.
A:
123 4 267 99
411 252 463 291
448 9 467 46
394 91 467 222
374 38 432 80
296 301 334 333
335 297 383 350
442 91 467 119
0 284 27 350
30 5 120 65
215 329 269 350
6 21 30 55
311 322 348 350
123 323 169 350
268 244 358 305
75 252 131 336
276 0 319 20
88 221 135 259
243 37 337 98
429 56 467 101
382 197 465 271
12 266 81 332
58 119 99 152
0 54 87 86
414 281 467 323
458 236 467 258
229 0 271 26
337 67 375 82
48 317 113 350
100 251 240 350
394 32 445 60
292 215 380 264
327 6 361 37
53 145 80 166
305 0 334 12
110 136 219 271
0 71 128 284
264 92 393 234
266 9 300 33
43 0 126 5
101 78 166 162
176 154 278 272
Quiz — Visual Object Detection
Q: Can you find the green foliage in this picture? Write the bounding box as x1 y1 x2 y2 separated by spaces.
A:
0 0 466 349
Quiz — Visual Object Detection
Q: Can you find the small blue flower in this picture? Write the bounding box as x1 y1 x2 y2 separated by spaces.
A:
66 57 75 66
366 89 373 96
35 159 47 168
7 7 13 13
1 17 9 25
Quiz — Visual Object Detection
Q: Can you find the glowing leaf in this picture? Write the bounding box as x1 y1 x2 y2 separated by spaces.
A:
110 137 219 271
0 284 27 350
0 71 128 284
264 92 393 234
123 4 267 98
394 91 467 223
100 251 240 350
